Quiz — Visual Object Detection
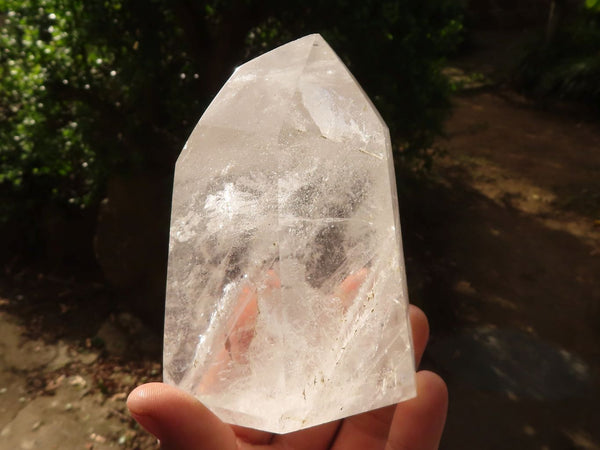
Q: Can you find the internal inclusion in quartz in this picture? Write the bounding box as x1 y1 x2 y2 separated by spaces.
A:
164 34 416 434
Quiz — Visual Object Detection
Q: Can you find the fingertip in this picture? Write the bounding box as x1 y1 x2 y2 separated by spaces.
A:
409 305 430 366
127 382 167 416
126 382 238 449
416 370 448 413
408 305 429 338
126 383 173 445
415 370 449 445
388 370 448 450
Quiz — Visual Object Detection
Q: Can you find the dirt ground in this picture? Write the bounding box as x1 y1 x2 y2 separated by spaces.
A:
408 30 600 449
405 90 600 450
0 273 161 449
1 33 600 449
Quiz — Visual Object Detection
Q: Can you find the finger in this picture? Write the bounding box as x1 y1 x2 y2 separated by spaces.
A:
409 305 429 367
268 421 341 450
228 269 279 361
231 424 273 446
265 268 281 289
330 403 399 450
199 291 257 392
127 382 239 450
197 346 231 394
227 285 259 361
335 268 369 310
327 303 430 449
386 371 449 450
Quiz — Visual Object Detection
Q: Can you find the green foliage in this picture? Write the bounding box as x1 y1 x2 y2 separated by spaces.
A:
1 2 93 219
586 0 600 13
1 0 196 223
1 0 464 229
515 1 600 108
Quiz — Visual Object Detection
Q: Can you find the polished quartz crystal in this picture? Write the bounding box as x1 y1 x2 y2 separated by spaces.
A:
164 34 416 434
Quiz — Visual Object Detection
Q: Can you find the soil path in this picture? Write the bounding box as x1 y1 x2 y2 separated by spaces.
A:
405 90 600 449
0 277 161 449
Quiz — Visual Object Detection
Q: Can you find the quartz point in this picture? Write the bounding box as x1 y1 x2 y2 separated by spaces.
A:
164 34 416 434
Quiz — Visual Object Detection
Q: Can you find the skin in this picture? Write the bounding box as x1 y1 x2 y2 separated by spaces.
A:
128 305 448 450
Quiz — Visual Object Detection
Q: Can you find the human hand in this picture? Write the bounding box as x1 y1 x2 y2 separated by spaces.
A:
127 305 448 449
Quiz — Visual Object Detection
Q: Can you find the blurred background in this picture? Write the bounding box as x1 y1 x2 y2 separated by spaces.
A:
0 0 599 448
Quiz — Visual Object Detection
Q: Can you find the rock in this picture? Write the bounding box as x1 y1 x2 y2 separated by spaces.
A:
76 351 99 366
95 320 128 358
47 341 72 371
68 375 87 389
0 316 56 372
95 314 161 358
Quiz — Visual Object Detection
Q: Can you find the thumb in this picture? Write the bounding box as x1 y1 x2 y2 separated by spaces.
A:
127 382 239 450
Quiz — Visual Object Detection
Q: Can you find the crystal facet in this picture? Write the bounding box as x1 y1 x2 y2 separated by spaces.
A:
164 34 416 434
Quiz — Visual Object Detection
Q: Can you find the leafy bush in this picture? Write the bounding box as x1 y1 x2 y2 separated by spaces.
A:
0 0 464 250
1 0 197 224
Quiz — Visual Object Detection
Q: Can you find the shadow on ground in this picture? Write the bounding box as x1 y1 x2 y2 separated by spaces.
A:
401 91 600 450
